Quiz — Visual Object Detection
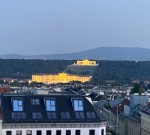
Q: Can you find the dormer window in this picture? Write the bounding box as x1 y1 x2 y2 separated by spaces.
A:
12 99 23 111
73 99 83 111
31 99 40 105
45 99 56 111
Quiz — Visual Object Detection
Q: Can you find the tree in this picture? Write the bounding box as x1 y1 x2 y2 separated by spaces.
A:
130 84 145 95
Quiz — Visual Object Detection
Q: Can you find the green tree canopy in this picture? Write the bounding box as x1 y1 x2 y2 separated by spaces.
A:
130 84 145 95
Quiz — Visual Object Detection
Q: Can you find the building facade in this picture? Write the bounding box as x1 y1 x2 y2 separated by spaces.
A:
74 59 98 66
32 73 91 84
0 94 107 135
141 108 150 135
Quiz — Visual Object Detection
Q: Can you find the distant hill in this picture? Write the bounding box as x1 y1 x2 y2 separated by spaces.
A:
1 47 150 60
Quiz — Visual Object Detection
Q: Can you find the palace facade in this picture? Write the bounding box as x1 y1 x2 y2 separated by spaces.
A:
74 59 98 66
32 73 91 84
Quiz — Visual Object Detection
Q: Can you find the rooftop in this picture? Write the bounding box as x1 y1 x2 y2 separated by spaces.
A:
1 94 106 124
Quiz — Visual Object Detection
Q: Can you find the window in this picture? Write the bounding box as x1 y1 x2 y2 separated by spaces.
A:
61 112 70 119
75 112 85 119
66 130 71 135
37 130 42 135
32 112 42 119
37 112 42 119
56 130 61 135
31 99 40 105
45 99 56 111
17 113 21 119
86 112 96 119
75 130 80 135
22 112 26 119
47 112 57 119
12 113 26 119
75 112 80 118
16 130 22 135
89 130 95 135
46 130 51 135
86 112 91 118
73 99 83 111
32 113 37 119
12 99 23 111
26 130 32 135
6 131 11 135
91 112 96 118
101 129 104 135
80 112 84 118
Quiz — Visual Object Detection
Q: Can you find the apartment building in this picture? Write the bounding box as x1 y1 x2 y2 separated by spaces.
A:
0 94 106 135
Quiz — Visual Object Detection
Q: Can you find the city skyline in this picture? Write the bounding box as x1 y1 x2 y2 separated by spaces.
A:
0 0 150 55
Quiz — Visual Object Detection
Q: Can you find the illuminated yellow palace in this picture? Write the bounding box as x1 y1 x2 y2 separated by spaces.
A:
74 59 98 66
32 73 91 84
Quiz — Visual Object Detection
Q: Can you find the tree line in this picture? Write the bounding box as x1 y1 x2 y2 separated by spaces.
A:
1 59 150 84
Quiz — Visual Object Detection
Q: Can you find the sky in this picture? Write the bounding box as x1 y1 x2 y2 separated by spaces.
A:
0 0 150 55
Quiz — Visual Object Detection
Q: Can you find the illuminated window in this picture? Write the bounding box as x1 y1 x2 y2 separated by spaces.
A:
26 130 32 135
45 99 56 111
73 99 83 111
12 99 23 111
16 130 22 135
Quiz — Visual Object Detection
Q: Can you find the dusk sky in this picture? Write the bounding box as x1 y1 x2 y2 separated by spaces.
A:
0 0 150 55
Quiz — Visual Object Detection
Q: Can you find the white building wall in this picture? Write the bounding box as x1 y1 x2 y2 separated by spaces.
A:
2 126 106 135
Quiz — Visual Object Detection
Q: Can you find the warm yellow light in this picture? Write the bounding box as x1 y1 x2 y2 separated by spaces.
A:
74 59 98 66
32 73 91 84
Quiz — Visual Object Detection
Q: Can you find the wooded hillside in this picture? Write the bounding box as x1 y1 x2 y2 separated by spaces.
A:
1 59 150 84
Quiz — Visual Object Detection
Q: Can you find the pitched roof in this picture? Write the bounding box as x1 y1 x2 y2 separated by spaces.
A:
109 98 124 107
1 94 106 124
111 99 130 114
88 92 104 101
142 104 150 116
